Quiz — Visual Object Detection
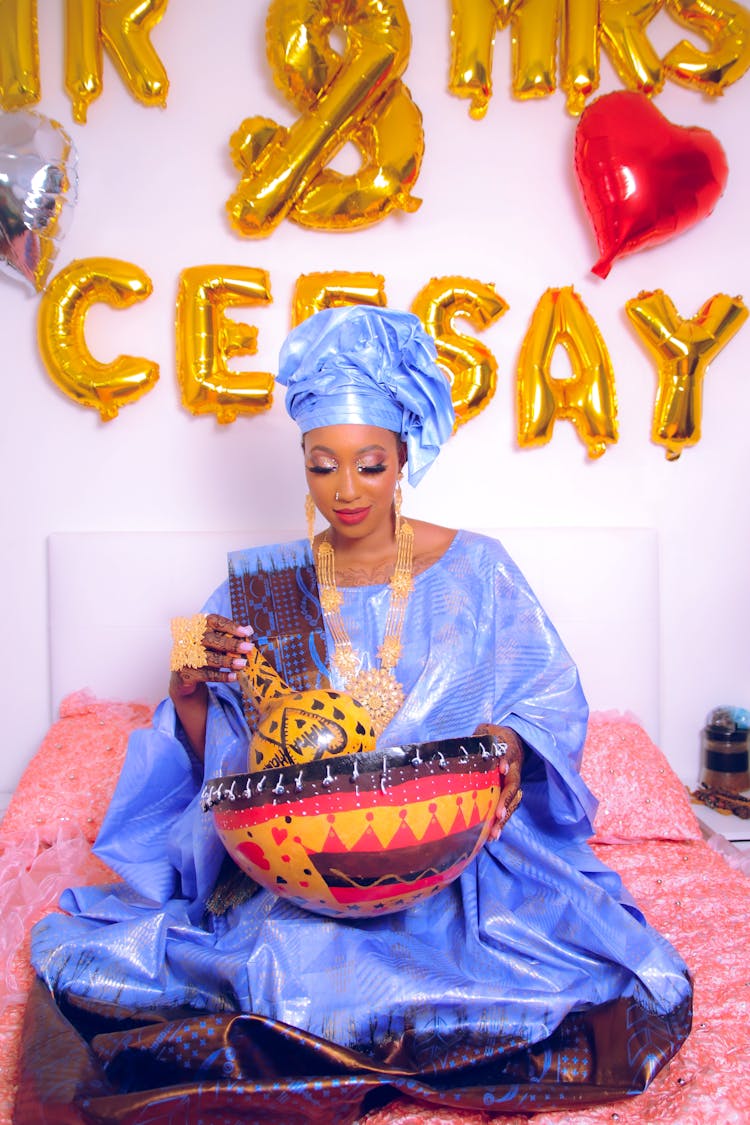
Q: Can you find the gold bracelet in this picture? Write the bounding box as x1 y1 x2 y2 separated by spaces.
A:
170 613 209 672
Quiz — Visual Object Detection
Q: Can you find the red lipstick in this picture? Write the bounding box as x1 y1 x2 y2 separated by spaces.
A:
335 507 371 526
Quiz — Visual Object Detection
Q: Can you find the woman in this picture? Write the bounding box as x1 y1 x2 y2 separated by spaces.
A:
21 307 691 1123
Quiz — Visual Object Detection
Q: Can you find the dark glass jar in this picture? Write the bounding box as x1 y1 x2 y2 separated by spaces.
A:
701 708 750 792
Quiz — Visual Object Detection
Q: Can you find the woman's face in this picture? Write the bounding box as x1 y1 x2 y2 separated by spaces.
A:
303 424 403 543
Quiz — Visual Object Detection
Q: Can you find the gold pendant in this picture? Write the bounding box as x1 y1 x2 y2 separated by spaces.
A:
346 667 405 735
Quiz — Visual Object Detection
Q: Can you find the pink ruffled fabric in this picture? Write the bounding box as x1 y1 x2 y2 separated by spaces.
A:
0 825 114 1123
581 711 702 843
0 691 153 846
359 1109 503 1125
0 692 153 1125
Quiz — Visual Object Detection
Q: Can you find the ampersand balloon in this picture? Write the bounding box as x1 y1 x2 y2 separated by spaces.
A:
0 109 78 293
228 0 422 237
574 91 728 278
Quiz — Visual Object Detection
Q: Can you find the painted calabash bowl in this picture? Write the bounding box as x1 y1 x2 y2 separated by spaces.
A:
202 735 504 919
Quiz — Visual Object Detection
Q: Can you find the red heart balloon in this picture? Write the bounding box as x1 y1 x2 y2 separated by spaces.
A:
574 91 728 278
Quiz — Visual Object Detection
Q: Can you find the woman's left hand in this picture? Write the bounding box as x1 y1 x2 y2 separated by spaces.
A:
473 723 525 841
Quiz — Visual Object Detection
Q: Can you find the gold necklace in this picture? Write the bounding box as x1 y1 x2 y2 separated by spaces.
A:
315 520 414 736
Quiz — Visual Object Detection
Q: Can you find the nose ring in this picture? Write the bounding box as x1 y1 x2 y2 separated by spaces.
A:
335 491 341 502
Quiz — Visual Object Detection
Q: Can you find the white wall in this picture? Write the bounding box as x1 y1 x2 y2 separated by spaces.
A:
1 2 749 793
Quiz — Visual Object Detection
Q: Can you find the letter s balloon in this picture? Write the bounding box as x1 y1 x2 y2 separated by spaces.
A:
411 276 507 427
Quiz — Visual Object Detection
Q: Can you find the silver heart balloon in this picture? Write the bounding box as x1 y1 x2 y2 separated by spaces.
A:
0 110 78 293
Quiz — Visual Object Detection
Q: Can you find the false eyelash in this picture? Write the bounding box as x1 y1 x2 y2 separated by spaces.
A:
306 463 388 475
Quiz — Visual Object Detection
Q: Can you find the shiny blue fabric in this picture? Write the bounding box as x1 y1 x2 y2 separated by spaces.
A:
31 531 691 1061
277 306 455 484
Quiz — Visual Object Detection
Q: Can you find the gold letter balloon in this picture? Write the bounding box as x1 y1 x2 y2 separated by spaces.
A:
517 287 618 458
227 0 423 236
625 289 748 460
448 0 510 119
37 257 157 421
0 0 39 109
411 277 508 428
448 0 586 114
599 0 665 96
1 0 168 119
65 0 169 123
447 0 750 116
176 266 274 424
662 0 750 96
292 271 387 324
560 0 600 115
510 0 559 101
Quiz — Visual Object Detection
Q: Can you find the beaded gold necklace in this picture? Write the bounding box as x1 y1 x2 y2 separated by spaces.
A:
315 520 414 735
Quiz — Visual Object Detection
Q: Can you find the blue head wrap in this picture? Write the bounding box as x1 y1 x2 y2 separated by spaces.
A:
276 306 455 485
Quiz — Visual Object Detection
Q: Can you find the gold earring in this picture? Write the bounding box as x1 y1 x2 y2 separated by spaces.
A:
305 492 316 547
394 480 403 535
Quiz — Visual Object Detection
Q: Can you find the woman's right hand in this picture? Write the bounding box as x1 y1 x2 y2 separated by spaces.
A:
168 614 254 762
169 614 254 699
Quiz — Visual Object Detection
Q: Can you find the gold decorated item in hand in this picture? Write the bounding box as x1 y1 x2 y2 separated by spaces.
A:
315 520 414 736
170 613 209 672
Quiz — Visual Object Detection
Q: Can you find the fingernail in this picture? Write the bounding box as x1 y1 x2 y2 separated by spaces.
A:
238 642 253 652
228 672 237 681
231 657 247 668
236 626 253 636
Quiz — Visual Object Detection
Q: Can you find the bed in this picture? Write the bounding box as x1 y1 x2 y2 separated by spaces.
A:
1 529 749 1124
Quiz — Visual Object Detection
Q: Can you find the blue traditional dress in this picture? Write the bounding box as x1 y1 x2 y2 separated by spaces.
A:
22 531 691 1123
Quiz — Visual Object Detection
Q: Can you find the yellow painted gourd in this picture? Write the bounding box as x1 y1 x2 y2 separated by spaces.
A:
238 646 376 773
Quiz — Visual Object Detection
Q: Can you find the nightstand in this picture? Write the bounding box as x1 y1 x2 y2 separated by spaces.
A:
692 797 750 852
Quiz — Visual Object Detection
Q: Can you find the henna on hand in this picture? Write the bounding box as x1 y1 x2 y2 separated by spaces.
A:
169 613 254 683
473 723 525 841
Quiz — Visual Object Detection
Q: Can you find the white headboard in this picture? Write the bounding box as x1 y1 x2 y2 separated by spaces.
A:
47 528 660 741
